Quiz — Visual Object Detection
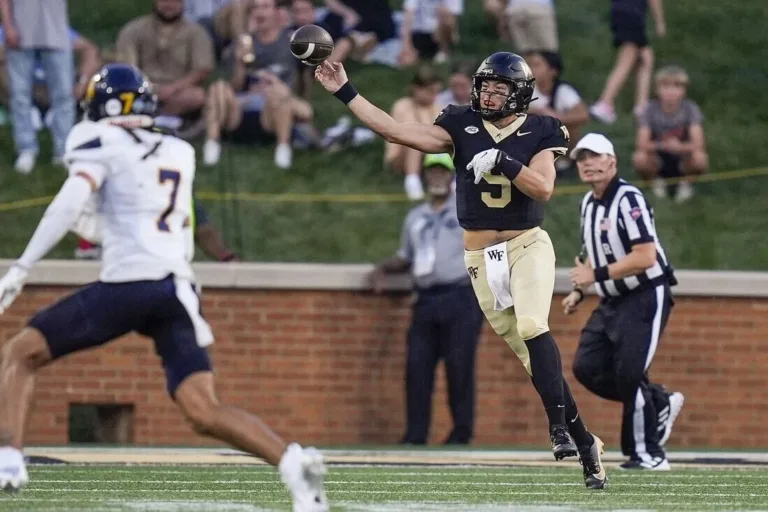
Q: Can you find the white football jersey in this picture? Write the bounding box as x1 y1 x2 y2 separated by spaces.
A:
64 120 196 283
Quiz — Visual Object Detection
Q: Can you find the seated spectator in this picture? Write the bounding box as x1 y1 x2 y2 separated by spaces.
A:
506 0 559 53
324 0 395 63
0 26 100 128
632 66 708 203
525 50 588 172
117 0 214 133
203 0 313 169
435 61 473 109
483 0 509 41
290 0 325 101
385 65 442 201
398 0 463 67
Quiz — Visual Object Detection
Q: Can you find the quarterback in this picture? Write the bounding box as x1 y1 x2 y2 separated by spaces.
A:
316 53 606 488
0 64 329 511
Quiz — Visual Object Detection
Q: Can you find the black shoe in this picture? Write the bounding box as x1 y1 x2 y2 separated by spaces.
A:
550 424 577 460
578 434 607 489
619 457 670 471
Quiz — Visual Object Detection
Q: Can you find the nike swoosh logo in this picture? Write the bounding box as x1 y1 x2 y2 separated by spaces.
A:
570 413 579 423
517 131 532 136
523 242 535 249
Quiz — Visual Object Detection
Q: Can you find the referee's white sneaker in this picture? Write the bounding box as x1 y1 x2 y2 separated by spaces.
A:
660 391 685 446
279 443 329 512
0 447 28 492
619 457 671 471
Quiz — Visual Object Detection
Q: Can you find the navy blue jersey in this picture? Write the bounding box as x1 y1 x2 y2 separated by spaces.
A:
434 105 569 230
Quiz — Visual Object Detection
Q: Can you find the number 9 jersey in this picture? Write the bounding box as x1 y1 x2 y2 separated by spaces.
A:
63 120 196 283
434 105 569 231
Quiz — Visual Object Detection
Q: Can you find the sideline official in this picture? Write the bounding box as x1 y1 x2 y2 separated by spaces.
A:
563 134 685 470
370 153 484 445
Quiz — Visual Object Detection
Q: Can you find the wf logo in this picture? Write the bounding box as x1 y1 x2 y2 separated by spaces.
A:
487 250 504 261
467 266 479 279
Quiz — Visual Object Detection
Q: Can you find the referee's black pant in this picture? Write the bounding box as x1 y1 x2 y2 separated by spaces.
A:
573 281 673 460
402 283 484 445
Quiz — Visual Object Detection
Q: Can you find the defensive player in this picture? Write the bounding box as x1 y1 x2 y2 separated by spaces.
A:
315 53 607 488
0 64 329 511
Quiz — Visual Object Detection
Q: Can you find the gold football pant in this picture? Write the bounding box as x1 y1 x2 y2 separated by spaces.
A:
464 227 556 376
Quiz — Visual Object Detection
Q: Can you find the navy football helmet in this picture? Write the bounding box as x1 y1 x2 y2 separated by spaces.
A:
83 63 157 121
471 52 535 121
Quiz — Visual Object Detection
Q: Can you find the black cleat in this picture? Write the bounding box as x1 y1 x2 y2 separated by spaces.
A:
550 424 577 460
578 434 607 489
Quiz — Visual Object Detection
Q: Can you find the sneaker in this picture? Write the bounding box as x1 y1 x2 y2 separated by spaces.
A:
659 392 685 446
275 143 293 169
434 51 449 64
675 181 694 203
578 434 607 489
589 102 617 124
550 424 577 460
0 447 29 492
404 174 425 201
619 457 671 471
652 177 667 198
14 151 37 175
203 139 221 166
278 443 329 512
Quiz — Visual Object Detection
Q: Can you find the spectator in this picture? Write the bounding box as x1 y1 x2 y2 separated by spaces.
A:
632 66 708 203
203 0 313 169
290 0 325 101
483 0 509 41
116 0 214 132
184 0 236 59
398 0 463 67
0 0 76 174
0 27 100 128
385 65 442 201
506 0 559 53
435 60 473 109
526 50 589 172
370 153 484 446
589 0 666 124
324 0 395 63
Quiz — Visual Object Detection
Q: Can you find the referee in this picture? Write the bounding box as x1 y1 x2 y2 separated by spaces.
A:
563 134 684 471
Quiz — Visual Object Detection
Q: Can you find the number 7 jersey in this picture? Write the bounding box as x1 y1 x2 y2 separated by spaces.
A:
64 120 196 283
434 105 569 231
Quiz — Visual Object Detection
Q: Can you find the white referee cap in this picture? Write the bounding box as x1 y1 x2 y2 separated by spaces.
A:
570 133 616 159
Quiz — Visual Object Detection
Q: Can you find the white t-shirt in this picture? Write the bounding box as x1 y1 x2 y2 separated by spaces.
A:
530 82 582 113
64 121 196 283
404 0 464 34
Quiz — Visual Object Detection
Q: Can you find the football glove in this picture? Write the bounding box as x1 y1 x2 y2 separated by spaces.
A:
0 265 28 314
467 148 502 184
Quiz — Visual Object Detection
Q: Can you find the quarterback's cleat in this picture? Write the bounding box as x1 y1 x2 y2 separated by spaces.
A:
0 447 29 492
279 443 329 512
550 424 578 460
578 434 607 489
619 457 671 471
659 391 685 446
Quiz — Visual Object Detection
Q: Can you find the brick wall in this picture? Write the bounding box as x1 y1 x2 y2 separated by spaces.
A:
4 285 767 449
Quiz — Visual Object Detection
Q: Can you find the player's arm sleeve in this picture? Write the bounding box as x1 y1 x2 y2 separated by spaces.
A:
433 105 459 144
619 193 656 246
534 117 570 157
17 176 95 269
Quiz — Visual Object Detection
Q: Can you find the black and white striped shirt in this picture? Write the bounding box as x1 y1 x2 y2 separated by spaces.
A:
579 177 672 298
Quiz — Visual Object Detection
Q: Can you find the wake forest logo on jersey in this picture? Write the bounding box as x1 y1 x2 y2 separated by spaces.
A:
465 126 479 134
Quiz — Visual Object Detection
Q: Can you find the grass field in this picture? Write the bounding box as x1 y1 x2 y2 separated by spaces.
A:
0 1 766 268
5 463 768 511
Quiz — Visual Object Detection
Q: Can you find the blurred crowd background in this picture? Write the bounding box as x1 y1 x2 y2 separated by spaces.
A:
0 0 766 271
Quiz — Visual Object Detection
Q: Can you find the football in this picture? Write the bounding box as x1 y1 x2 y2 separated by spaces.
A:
290 24 334 66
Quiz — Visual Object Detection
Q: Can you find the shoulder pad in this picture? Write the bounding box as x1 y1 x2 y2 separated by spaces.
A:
64 121 124 165
434 104 471 124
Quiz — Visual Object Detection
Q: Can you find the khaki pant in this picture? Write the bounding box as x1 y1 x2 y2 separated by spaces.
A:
507 4 559 53
464 227 556 375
